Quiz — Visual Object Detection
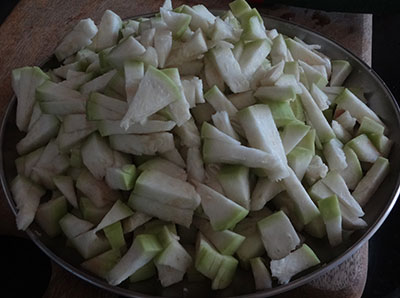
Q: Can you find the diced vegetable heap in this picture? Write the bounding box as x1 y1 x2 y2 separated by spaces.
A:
10 0 391 291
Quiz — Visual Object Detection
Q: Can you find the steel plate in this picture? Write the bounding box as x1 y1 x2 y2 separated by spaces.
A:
1 10 400 298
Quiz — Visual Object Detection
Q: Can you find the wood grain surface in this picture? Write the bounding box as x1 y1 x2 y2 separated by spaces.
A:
0 1 371 297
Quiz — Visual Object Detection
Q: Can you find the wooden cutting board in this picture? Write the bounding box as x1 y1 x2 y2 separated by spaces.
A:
0 1 372 297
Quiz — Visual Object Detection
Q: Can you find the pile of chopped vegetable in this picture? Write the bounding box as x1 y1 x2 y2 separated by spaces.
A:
10 0 391 291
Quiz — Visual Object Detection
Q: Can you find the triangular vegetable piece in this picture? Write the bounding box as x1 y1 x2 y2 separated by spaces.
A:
173 118 201 147
15 147 44 178
90 10 122 52
211 255 238 290
128 193 194 227
204 85 238 116
287 147 313 181
53 175 78 208
270 244 320 284
268 101 297 128
234 218 265 267
299 83 335 143
134 170 200 209
105 164 138 191
239 39 271 80
121 66 180 127
160 147 186 168
195 233 223 279
100 36 145 69
330 60 352 86
255 85 296 102
59 213 94 239
86 92 127 120
305 155 328 186
193 217 245 255
250 257 272 290
281 121 311 155
286 38 327 66
81 132 114 179
138 158 187 181
212 111 240 140
80 69 117 95
318 195 342 246
298 60 328 88
122 212 152 234
323 138 347 171
321 171 364 217
154 29 172 69
241 15 268 41
282 167 320 224
160 8 192 39
203 138 279 170
195 182 249 231
217 165 250 209
257 210 300 260
71 229 111 259
332 120 352 144
336 88 384 126
37 80 87 115
16 114 60 155
35 196 68 237
55 19 98 61
76 169 121 208
201 122 240 145
167 29 208 67
79 197 112 225
10 175 46 230
251 178 283 211
12 67 49 132
155 239 192 286
209 44 250 93
352 157 389 207
103 221 126 251
187 147 205 183
229 0 251 19
346 134 381 163
124 61 144 103
270 34 288 65
161 68 191 126
95 200 134 232
238 104 288 181
106 234 163 285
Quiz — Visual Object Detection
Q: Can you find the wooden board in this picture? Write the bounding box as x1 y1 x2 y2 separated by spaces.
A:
0 1 371 297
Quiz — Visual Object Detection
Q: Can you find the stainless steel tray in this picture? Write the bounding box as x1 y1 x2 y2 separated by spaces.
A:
1 11 400 298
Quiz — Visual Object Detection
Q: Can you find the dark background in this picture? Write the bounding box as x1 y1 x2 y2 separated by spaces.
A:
1 1 400 298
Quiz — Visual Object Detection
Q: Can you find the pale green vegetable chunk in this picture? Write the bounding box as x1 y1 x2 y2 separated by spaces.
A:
35 196 68 237
121 66 181 127
250 257 272 290
106 234 163 285
196 182 249 231
318 195 342 246
11 175 45 231
257 210 300 260
352 157 389 207
12 67 49 132
270 244 320 284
